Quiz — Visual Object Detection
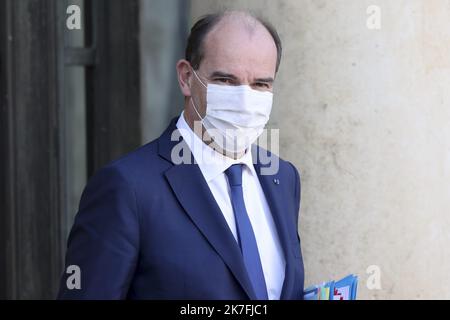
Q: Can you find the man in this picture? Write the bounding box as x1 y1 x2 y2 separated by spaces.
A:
58 10 304 300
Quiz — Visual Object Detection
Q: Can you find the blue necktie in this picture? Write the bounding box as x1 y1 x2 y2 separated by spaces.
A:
225 164 268 300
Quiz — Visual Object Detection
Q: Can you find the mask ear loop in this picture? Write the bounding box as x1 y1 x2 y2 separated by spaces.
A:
190 96 204 122
189 68 207 122
192 68 208 88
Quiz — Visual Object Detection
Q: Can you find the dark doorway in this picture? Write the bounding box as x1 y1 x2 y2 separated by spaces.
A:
0 0 141 299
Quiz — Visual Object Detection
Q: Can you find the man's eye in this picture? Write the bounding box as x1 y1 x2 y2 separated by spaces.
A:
255 82 270 88
215 78 232 84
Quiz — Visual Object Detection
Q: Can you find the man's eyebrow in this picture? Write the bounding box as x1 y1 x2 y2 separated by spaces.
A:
209 71 275 83
209 71 238 80
254 77 275 83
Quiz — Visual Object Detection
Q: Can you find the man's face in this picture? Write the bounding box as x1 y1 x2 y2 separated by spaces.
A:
190 18 278 118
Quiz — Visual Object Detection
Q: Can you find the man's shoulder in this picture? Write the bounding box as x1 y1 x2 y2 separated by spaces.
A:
252 144 300 179
109 139 160 169
90 136 169 188
100 117 179 176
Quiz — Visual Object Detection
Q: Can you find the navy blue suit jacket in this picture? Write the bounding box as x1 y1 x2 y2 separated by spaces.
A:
58 118 304 299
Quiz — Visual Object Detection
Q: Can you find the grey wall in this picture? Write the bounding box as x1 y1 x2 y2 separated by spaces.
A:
190 0 450 299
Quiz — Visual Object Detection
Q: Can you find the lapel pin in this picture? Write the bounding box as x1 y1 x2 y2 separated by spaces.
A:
273 178 280 185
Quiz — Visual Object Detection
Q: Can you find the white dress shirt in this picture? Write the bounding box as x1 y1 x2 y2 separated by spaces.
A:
176 112 286 300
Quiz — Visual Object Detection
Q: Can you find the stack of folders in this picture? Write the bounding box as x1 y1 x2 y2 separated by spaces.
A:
303 274 358 300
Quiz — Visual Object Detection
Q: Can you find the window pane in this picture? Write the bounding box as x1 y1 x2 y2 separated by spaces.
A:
64 66 87 237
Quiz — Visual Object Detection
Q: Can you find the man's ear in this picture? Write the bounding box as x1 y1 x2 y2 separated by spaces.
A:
176 59 192 97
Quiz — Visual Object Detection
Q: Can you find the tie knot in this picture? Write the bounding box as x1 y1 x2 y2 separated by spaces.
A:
225 164 243 186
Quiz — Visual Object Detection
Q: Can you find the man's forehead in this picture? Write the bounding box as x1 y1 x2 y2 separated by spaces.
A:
201 18 278 77
204 15 275 51
210 12 262 33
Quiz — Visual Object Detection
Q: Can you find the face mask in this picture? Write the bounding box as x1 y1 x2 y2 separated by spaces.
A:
190 69 273 154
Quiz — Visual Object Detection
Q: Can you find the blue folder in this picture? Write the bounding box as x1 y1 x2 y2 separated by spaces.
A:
304 274 358 300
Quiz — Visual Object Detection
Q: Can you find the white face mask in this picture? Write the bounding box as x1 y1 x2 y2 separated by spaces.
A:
190 69 273 154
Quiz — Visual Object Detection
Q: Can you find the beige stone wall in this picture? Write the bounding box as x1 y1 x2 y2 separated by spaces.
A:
190 0 450 299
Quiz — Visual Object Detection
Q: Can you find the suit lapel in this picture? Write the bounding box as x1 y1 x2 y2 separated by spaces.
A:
158 118 257 300
253 147 297 300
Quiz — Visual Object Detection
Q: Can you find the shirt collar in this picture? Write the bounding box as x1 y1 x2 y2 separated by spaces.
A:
176 111 255 182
